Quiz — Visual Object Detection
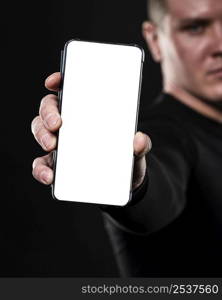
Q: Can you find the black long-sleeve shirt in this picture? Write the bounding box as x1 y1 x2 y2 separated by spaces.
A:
101 93 222 277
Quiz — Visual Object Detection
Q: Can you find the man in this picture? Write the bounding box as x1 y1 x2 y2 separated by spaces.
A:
31 0 222 276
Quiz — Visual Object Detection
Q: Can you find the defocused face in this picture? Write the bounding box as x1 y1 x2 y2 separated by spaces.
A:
158 0 222 102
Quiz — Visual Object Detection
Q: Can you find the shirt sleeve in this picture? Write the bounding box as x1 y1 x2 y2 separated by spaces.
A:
99 115 196 275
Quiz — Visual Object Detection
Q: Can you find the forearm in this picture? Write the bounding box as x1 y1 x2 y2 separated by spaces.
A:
100 150 189 236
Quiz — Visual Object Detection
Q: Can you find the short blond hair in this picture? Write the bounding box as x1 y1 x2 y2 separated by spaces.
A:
148 0 168 25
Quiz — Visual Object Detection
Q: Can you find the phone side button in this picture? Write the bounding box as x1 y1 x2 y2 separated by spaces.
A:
52 150 57 166
60 50 64 73
50 150 57 190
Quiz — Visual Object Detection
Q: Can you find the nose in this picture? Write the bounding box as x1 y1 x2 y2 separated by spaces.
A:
211 22 222 57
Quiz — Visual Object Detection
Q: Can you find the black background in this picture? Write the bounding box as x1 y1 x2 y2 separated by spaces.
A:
1 0 162 276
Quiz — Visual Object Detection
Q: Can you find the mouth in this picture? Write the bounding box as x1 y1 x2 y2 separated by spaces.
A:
208 67 222 77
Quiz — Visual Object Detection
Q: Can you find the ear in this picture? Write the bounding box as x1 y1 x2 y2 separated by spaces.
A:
142 21 162 62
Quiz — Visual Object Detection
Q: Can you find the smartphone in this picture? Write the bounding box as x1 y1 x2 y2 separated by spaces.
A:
52 39 144 206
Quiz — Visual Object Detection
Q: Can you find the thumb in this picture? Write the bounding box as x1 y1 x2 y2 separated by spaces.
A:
133 131 152 159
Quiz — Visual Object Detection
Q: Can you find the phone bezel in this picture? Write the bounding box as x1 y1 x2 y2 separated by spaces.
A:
51 38 145 207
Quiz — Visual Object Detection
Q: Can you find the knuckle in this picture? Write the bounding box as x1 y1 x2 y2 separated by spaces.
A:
32 163 41 180
39 95 48 109
32 156 53 183
40 94 57 107
33 162 46 178
39 131 56 151
31 115 40 127
39 105 49 120
39 96 58 120
32 157 42 170
31 116 42 135
36 125 46 139
35 127 47 145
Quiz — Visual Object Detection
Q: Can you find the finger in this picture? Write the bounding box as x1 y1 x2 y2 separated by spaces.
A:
32 153 54 185
133 131 152 159
31 116 57 151
39 94 62 131
132 155 147 191
45 72 61 92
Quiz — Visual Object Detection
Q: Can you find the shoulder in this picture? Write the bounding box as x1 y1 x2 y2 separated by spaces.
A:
138 93 197 165
139 93 193 129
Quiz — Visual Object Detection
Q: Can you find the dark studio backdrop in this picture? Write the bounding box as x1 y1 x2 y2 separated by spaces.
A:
1 0 162 276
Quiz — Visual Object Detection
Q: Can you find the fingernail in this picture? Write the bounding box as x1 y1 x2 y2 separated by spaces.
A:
147 136 152 151
41 134 52 150
45 113 59 128
40 171 50 184
136 132 146 144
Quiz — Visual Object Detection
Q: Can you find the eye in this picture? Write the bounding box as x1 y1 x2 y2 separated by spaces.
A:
186 24 204 34
182 22 207 34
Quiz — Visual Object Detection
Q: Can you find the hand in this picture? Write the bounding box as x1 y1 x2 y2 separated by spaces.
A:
31 72 152 191
132 131 152 190
31 72 62 184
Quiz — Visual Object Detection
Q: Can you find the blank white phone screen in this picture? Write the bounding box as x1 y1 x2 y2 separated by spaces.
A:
53 40 143 206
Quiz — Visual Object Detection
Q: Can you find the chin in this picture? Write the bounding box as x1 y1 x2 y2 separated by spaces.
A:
204 95 222 103
199 86 222 102
209 91 222 102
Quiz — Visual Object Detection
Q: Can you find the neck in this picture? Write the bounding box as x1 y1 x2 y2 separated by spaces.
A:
164 82 222 123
